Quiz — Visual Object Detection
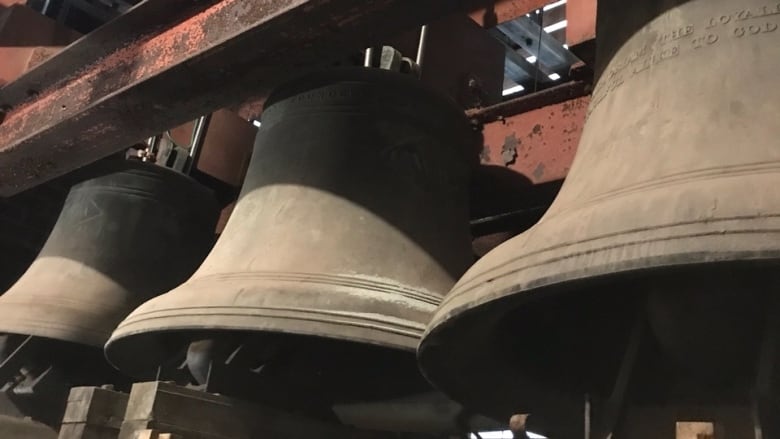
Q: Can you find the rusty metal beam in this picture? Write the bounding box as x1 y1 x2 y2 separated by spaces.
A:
566 0 597 64
469 0 550 27
567 0 597 47
0 5 80 87
478 94 589 184
468 80 591 124
0 0 487 196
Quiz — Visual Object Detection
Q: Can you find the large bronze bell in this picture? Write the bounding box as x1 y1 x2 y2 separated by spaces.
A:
106 68 477 409
0 159 218 425
419 0 780 432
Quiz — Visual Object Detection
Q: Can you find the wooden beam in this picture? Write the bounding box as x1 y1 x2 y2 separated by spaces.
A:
58 386 129 439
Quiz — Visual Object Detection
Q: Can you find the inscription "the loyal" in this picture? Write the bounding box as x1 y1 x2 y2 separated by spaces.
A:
705 3 780 28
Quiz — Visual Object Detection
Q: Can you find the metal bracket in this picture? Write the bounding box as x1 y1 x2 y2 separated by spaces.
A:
592 312 645 439
753 297 780 439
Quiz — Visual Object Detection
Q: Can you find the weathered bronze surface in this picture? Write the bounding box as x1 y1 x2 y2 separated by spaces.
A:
0 160 219 346
106 68 477 405
419 0 780 429
0 183 66 293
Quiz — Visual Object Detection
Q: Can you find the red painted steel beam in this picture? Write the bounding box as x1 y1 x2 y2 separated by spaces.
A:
0 0 490 196
478 95 589 184
469 0 550 27
566 0 597 46
0 5 80 87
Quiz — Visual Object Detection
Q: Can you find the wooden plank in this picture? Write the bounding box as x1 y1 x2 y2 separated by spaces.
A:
119 382 396 439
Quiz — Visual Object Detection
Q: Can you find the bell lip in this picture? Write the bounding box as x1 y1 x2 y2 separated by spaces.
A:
103 271 439 378
0 414 57 438
105 320 420 380
0 317 109 348
425 246 780 344
417 248 780 420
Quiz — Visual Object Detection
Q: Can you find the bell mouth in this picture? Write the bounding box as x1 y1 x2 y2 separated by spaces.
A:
105 269 441 410
105 328 431 412
418 260 780 424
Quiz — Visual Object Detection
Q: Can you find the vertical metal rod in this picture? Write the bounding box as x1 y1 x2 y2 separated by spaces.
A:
185 114 211 174
364 48 375 67
753 297 779 439
57 0 71 24
142 136 157 162
584 394 591 439
0 335 37 385
754 405 763 439
41 0 52 15
595 313 644 439
416 25 429 69
532 9 544 93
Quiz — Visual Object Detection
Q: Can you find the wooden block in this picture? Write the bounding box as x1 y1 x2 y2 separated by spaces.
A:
676 422 718 439
59 424 121 439
58 386 129 439
133 430 182 439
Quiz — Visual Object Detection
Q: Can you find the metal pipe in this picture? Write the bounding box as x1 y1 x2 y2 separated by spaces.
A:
41 0 52 16
185 114 211 174
416 25 428 68
584 394 591 439
143 136 158 162
364 47 375 67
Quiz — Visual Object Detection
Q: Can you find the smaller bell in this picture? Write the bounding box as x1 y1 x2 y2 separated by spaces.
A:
0 159 219 426
0 159 219 347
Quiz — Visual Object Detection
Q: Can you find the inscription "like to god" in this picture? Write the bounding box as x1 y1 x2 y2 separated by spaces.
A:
589 2 780 112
